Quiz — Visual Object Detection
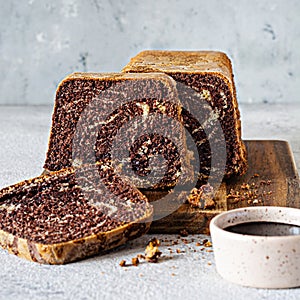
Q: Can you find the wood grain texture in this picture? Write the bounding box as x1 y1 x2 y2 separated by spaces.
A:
145 140 300 234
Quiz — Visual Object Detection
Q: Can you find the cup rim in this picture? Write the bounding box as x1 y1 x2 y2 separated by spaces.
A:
210 206 300 241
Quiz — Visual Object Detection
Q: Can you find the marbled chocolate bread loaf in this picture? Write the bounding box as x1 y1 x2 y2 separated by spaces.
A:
0 163 153 264
44 73 193 190
122 51 247 183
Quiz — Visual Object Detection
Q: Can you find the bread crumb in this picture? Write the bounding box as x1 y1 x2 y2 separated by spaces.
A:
145 238 162 263
188 184 215 209
132 257 139 266
204 241 212 247
119 260 126 267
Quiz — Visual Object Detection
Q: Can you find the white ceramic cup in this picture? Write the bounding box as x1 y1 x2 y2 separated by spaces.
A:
210 206 300 288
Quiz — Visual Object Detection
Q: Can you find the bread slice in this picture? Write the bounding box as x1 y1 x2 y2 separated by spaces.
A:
44 72 193 190
0 163 153 264
122 50 248 183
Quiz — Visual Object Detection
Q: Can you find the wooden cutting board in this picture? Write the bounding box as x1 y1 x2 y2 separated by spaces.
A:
143 140 300 234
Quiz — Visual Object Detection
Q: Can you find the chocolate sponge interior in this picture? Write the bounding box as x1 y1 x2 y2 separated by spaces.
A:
0 164 151 245
44 73 193 190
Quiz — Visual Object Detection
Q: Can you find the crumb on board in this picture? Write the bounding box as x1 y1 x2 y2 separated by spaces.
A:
226 174 274 205
188 184 216 209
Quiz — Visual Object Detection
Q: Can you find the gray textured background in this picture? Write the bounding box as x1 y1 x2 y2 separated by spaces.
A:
0 0 299 105
1 2 300 299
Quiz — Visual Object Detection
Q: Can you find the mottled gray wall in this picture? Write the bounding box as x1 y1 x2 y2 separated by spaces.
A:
0 0 299 104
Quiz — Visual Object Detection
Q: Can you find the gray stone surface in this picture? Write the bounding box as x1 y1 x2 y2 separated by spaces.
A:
0 0 300 105
0 103 300 299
